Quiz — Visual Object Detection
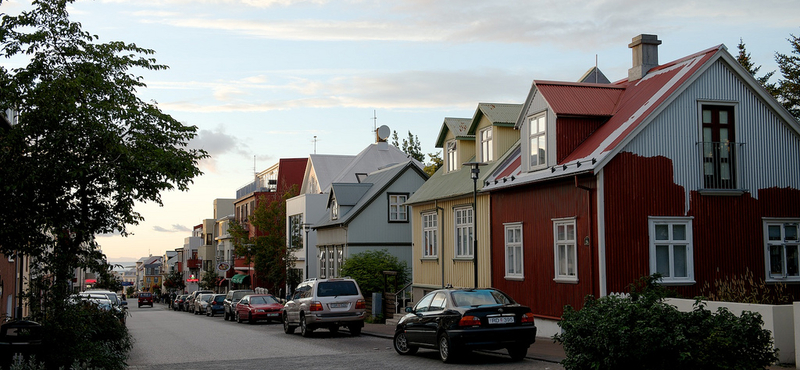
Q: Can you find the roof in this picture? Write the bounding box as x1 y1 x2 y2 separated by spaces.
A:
467 103 523 134
435 117 473 148
327 143 421 188
533 81 624 117
277 158 308 192
306 154 356 194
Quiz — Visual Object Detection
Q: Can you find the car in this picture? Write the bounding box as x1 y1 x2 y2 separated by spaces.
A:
84 289 127 309
194 293 214 315
71 294 127 325
392 288 537 363
184 290 213 313
235 294 283 324
172 294 184 311
206 294 226 317
223 289 254 321
282 278 366 337
138 292 153 307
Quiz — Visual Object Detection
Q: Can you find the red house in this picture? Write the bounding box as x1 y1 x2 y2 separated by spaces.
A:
483 34 800 336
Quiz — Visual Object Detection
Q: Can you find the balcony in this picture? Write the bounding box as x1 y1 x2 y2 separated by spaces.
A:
186 258 201 269
236 178 277 199
697 141 744 192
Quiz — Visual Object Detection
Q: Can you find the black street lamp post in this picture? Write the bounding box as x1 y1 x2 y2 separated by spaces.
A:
301 223 313 279
463 161 486 289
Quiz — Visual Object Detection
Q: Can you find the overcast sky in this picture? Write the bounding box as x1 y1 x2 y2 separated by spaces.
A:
2 0 797 261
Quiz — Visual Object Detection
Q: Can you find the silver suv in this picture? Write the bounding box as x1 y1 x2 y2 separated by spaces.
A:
282 278 366 337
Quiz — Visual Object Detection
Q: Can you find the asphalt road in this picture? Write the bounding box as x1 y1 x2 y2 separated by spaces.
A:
125 303 565 370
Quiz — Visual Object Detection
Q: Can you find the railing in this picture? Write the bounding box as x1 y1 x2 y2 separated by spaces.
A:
697 141 742 190
394 281 413 314
186 258 201 269
235 178 278 199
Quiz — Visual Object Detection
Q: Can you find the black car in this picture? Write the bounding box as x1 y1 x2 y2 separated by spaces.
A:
393 288 537 363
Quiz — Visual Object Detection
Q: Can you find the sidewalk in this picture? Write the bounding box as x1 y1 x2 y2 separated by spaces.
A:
362 322 565 364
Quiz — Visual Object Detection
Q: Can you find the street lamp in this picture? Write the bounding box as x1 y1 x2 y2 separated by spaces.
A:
463 161 486 289
301 223 313 279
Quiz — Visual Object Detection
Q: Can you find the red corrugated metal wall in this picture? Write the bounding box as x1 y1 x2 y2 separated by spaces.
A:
555 117 606 163
490 176 597 318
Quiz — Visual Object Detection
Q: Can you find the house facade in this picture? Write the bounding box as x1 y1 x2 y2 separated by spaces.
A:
406 103 522 300
483 35 800 336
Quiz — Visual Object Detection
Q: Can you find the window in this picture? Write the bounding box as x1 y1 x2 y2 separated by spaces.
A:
701 105 736 189
308 175 318 194
455 207 474 258
331 198 339 220
446 140 457 172
429 292 447 312
288 214 303 250
388 193 408 222
319 249 327 279
765 219 800 281
422 212 438 258
529 113 547 170
414 292 435 313
649 217 694 284
554 218 577 282
505 223 523 279
479 127 493 163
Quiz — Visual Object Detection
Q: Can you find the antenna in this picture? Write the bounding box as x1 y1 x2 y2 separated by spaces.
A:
595 54 598 83
372 110 377 132
312 135 318 154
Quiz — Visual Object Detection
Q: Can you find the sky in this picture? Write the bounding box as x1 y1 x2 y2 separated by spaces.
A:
2 0 798 262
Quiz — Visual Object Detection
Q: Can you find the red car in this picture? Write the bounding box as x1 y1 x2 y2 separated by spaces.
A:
235 294 283 324
138 292 153 308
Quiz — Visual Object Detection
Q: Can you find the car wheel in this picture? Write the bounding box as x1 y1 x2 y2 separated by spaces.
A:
248 313 255 325
393 331 418 355
508 345 528 361
138 304 141 308
348 324 361 336
328 325 339 334
300 313 313 337
236 312 242 323
438 332 458 363
283 313 295 334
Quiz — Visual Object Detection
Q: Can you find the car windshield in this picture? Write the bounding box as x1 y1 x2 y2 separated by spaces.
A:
250 296 278 305
317 281 358 297
233 291 253 300
213 296 225 302
200 294 213 301
451 290 514 307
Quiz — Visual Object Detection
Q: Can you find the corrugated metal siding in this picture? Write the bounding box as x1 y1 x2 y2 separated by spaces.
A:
490 177 597 318
495 126 519 162
556 117 606 163
536 82 624 116
411 195 492 290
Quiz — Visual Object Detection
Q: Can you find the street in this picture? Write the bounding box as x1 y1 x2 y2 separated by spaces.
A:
125 303 565 370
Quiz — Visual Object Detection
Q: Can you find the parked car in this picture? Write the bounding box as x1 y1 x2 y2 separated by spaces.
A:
282 278 366 337
138 292 153 308
392 288 537 363
84 289 127 309
194 293 214 315
235 294 283 324
185 290 213 313
173 294 186 311
206 294 226 317
72 293 127 325
224 289 255 321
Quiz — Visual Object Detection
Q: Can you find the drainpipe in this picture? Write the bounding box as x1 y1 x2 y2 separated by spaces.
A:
575 175 595 296
435 201 445 288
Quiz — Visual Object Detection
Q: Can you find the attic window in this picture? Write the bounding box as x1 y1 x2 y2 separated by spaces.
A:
331 198 339 220
446 140 457 172
479 127 493 163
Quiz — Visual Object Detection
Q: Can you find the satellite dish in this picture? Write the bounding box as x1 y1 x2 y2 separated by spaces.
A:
377 125 391 142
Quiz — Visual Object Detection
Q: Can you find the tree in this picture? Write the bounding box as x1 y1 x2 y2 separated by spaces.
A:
0 0 206 309
391 130 424 162
423 151 443 177
339 249 409 296
736 38 777 96
163 269 186 293
199 265 220 290
776 33 800 120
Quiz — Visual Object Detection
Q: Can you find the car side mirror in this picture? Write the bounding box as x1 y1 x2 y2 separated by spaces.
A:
405 307 413 313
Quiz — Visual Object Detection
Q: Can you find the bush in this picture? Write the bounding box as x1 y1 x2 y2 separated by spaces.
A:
554 275 779 370
339 249 409 295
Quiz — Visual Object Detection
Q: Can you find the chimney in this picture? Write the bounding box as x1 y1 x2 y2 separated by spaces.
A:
628 34 661 81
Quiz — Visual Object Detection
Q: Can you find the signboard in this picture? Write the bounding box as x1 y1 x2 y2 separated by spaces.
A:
217 262 231 272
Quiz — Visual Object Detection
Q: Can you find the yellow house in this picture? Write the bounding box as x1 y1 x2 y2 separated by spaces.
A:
406 103 521 300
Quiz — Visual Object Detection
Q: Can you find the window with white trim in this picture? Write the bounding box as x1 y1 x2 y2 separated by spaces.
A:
422 212 438 258
331 198 339 220
529 113 547 170
554 218 577 282
765 219 800 281
505 223 523 278
388 193 408 222
649 217 694 284
479 127 493 163
454 207 474 258
446 140 457 172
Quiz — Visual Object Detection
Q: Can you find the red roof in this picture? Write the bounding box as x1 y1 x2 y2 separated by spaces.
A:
536 81 624 117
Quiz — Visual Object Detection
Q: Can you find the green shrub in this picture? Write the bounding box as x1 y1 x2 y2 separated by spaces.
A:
339 249 409 295
554 275 779 370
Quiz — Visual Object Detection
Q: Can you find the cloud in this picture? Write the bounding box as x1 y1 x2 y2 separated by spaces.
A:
152 224 191 233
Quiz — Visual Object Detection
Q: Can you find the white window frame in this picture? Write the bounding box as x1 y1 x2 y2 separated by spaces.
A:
648 217 695 285
388 193 408 222
479 127 493 163
422 212 438 258
331 198 339 220
764 218 800 282
446 140 457 173
454 207 474 258
504 223 523 279
528 113 547 171
553 218 577 283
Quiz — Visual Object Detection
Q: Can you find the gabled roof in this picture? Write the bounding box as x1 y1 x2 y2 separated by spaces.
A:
306 154 356 194
487 43 800 191
578 66 610 84
329 143 422 188
314 160 427 228
467 103 522 135
435 117 473 148
277 158 308 192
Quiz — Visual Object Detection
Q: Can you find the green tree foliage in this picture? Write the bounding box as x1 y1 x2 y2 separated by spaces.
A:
423 151 443 177
0 0 206 310
391 130 424 162
199 265 220 290
776 33 800 120
339 249 409 295
554 275 779 370
92 264 123 293
163 268 186 293
736 38 777 95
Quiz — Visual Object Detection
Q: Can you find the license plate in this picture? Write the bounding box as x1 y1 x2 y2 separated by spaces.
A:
329 303 348 308
267 313 280 317
488 317 515 324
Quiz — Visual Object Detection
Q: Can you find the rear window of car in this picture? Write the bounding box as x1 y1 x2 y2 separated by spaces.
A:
317 281 359 297
233 291 253 300
140 293 152 298
450 290 514 307
213 295 225 303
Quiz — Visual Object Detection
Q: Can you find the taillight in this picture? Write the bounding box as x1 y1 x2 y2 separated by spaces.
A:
459 315 481 326
355 299 365 310
310 301 323 311
522 312 535 323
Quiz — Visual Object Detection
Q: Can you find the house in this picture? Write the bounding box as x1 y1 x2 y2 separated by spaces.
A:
310 160 428 283
285 129 421 286
405 103 522 300
482 34 800 337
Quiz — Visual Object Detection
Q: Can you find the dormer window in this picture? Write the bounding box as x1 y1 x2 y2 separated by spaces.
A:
331 198 339 220
479 127 493 163
446 140 457 172
529 113 547 170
